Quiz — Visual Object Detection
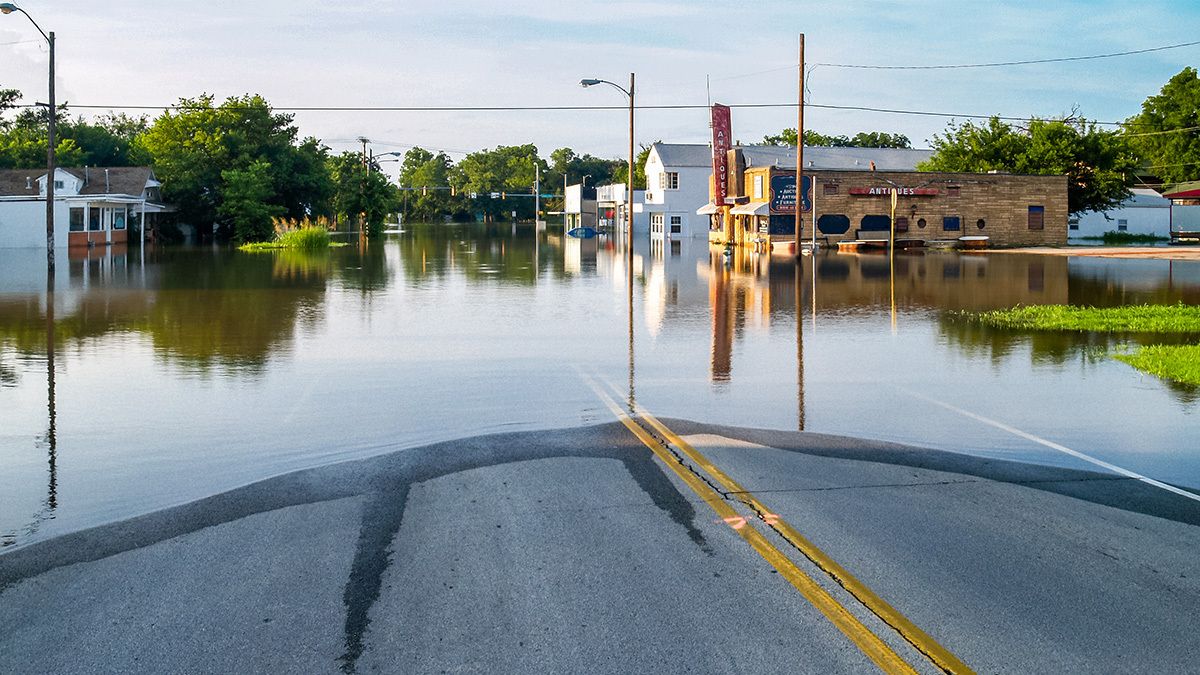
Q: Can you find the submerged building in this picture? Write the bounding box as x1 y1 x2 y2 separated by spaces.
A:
704 148 1068 251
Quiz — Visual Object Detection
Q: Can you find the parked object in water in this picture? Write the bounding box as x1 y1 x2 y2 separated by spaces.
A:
567 226 598 239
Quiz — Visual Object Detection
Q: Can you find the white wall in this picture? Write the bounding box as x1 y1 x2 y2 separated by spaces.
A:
1173 205 1200 231
644 149 712 239
0 200 71 249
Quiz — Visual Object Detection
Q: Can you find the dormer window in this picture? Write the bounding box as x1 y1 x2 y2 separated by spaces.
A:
54 180 64 190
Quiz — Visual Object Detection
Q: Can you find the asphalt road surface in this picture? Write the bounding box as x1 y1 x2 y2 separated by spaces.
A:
3 398 1200 673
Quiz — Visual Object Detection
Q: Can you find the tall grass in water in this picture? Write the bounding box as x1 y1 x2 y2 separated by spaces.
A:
962 304 1200 334
1115 345 1200 386
240 216 340 251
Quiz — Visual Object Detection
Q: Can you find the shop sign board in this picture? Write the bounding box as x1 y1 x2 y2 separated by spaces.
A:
849 186 939 196
770 174 811 213
711 104 732 204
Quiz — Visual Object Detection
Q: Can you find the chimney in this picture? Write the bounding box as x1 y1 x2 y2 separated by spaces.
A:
84 165 90 186
25 176 32 190
105 168 110 194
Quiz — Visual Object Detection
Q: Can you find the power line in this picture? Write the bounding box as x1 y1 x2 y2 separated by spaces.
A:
813 40 1200 70
10 100 1198 136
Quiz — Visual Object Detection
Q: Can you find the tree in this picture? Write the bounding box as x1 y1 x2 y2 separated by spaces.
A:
762 128 910 148
398 147 453 222
919 116 1137 214
136 94 333 241
218 160 284 243
327 151 397 236
0 87 17 113
609 142 653 190
1126 67 1200 184
57 113 150 166
0 100 85 169
450 144 547 222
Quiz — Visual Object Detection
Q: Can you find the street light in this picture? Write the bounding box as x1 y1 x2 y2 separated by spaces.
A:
580 74 635 251
2 3 55 268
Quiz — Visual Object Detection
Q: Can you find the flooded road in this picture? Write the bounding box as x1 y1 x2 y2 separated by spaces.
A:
2 224 1199 547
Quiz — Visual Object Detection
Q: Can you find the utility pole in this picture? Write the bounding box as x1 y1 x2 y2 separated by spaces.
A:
45 30 55 269
534 161 540 225
627 72 635 254
357 137 369 233
795 34 804 257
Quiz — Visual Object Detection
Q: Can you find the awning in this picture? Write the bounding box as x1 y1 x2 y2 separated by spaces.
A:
731 201 770 216
695 202 719 215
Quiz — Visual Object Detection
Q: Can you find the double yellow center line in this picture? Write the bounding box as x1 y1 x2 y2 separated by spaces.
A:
584 375 972 675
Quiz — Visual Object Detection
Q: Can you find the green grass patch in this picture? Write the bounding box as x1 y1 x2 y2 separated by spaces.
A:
239 227 346 252
962 304 1200 334
1076 231 1168 245
1115 345 1200 386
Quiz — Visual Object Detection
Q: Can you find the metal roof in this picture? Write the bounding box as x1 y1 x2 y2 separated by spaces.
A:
650 142 933 172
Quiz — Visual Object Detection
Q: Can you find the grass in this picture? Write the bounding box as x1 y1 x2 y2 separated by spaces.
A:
958 303 1200 386
962 304 1200 334
239 216 346 252
1115 345 1200 386
1077 231 1168 245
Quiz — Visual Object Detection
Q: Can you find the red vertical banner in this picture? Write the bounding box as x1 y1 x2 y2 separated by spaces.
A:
711 104 732 205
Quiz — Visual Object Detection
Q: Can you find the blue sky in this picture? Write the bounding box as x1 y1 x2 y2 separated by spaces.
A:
2 0 1199 175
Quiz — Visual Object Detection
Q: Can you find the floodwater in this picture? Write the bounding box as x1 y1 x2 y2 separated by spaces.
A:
2 224 1199 548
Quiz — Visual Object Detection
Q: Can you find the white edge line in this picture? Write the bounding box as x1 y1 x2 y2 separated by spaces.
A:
898 386 1200 504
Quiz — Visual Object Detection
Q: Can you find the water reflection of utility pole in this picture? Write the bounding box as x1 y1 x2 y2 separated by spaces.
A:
45 265 58 512
627 239 636 413
796 255 805 432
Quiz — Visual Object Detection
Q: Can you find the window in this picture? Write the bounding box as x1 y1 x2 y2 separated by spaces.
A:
54 180 64 190
917 218 927 229
1028 205 1045 230
817 214 850 235
664 172 679 190
976 218 986 230
113 208 127 231
823 183 839 196
753 175 764 200
1069 219 1079 231
861 215 891 231
1117 218 1128 232
89 208 102 231
670 215 682 234
69 208 85 232
651 213 664 234
894 216 909 232
943 216 961 231
658 173 666 189
947 186 961 197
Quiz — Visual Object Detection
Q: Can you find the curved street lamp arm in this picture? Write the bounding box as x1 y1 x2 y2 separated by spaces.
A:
0 4 50 42
581 78 631 99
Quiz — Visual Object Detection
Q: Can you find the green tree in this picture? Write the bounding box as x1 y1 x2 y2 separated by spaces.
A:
919 116 1137 214
398 147 453 222
218 160 284 243
609 142 653 190
762 128 910 148
450 144 547 222
0 104 85 169
1126 67 1200 184
136 94 333 241
328 152 397 236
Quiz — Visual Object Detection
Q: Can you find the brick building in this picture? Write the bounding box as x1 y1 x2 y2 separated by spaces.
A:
708 153 1068 250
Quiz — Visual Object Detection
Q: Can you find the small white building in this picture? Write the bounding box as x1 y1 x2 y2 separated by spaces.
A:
0 166 170 250
1070 188 1172 240
595 183 647 235
643 143 933 241
564 183 597 230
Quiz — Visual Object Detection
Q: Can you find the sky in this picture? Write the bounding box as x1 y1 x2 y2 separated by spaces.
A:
2 0 1199 178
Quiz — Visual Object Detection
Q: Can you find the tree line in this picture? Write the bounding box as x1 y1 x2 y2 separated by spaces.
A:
3 66 1200 237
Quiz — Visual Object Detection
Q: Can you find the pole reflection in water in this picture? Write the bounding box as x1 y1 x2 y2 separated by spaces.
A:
627 238 635 413
45 265 57 513
796 253 805 432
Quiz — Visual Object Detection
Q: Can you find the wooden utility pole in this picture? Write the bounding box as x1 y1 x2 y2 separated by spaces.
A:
795 34 804 256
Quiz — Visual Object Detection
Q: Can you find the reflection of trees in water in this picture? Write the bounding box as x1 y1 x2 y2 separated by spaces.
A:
0 249 328 376
139 250 327 375
334 243 392 294
395 223 564 285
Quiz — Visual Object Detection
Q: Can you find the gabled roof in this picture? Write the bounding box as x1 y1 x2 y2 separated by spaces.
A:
0 166 157 198
1124 188 1171 208
650 142 933 172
